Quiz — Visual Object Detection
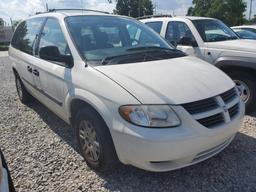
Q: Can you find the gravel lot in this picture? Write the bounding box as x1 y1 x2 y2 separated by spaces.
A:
0 55 256 192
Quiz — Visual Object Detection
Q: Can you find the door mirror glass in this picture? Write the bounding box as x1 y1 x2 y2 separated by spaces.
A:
39 46 73 67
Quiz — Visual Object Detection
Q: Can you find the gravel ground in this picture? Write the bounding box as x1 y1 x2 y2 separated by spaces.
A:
0 56 256 192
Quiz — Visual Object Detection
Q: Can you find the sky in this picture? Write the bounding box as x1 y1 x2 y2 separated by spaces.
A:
0 0 255 25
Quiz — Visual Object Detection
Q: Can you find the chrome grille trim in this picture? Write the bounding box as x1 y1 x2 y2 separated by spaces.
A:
182 87 240 128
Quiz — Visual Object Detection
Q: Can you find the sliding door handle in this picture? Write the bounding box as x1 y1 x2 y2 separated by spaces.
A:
33 69 39 76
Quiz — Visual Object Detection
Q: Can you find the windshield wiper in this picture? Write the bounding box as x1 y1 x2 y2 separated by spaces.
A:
101 53 137 65
126 46 176 52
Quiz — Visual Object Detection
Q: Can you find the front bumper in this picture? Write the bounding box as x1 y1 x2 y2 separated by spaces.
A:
111 101 245 172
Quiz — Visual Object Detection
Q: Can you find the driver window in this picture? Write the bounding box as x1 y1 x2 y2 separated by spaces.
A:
38 18 70 58
166 21 196 45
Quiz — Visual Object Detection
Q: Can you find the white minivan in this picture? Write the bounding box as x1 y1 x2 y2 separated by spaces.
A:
9 10 244 172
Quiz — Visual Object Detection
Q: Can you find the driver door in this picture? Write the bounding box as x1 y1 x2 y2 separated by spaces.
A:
165 21 205 60
33 17 72 121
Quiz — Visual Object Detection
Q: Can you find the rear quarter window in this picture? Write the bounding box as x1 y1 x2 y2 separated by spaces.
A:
145 21 163 34
11 18 45 55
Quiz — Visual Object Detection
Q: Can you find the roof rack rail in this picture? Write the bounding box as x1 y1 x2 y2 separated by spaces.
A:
48 8 109 14
36 8 109 15
137 14 172 20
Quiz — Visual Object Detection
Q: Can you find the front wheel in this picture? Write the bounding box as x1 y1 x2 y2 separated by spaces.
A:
229 71 256 113
74 107 118 172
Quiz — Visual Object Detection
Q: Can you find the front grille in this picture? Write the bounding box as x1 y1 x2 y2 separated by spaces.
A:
182 87 240 128
229 103 239 119
221 88 237 103
182 98 218 114
197 113 224 128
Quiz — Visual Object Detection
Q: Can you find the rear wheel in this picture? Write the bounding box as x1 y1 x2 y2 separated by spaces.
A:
14 73 34 104
74 107 118 172
229 71 256 113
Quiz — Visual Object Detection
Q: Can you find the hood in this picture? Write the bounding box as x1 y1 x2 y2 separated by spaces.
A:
207 39 256 53
95 56 235 104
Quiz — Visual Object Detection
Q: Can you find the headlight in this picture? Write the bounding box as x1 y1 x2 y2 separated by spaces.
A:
119 105 181 128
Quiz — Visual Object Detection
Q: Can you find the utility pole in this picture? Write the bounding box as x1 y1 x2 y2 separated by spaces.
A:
154 2 157 15
45 3 48 11
249 0 253 21
138 0 141 17
10 17 14 31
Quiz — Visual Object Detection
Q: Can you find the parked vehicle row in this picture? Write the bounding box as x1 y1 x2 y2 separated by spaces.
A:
9 10 245 172
141 16 256 113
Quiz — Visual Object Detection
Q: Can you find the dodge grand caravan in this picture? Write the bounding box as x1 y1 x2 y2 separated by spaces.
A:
9 9 245 172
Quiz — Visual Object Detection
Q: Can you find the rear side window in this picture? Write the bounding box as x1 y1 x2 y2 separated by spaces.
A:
11 18 45 55
145 22 163 34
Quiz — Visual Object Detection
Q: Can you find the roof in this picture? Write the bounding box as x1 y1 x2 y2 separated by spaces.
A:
28 9 112 20
26 9 135 22
140 16 218 22
179 16 217 20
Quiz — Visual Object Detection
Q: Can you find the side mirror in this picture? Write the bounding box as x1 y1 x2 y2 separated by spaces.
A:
179 37 198 47
39 46 73 68
170 41 178 48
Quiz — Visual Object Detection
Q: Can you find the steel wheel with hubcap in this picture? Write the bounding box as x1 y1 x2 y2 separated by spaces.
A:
234 79 250 103
79 120 100 165
75 107 118 172
229 71 256 113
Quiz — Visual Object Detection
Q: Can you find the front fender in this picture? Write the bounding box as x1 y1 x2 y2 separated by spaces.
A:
214 56 256 70
64 88 125 133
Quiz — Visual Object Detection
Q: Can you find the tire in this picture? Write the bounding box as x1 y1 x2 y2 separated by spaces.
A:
229 71 256 113
14 73 34 104
74 107 118 172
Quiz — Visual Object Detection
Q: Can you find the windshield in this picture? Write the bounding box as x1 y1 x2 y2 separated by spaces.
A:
192 19 239 42
66 16 179 64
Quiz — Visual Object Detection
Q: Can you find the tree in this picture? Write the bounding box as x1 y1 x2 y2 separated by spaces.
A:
187 0 213 16
114 0 153 18
187 0 247 26
12 20 22 29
